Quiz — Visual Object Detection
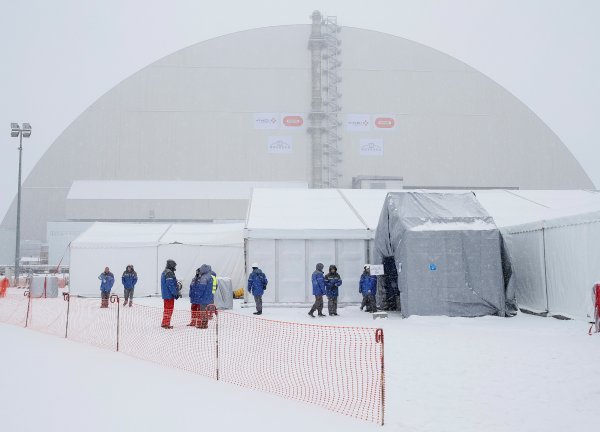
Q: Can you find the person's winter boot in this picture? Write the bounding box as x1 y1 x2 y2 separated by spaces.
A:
253 311 262 315
318 313 326 317
308 312 315 317
128 301 132 307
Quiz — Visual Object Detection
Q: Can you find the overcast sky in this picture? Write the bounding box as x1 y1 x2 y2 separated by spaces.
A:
1 0 598 220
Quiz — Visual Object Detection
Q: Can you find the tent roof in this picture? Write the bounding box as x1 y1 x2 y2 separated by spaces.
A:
71 222 245 248
245 189 368 239
382 192 497 232
159 223 244 246
246 189 600 239
71 222 170 248
474 190 600 227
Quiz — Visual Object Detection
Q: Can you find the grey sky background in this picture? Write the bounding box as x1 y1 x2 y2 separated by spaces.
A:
1 0 598 221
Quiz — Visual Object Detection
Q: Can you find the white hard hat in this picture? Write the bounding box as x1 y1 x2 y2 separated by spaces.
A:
251 263 259 268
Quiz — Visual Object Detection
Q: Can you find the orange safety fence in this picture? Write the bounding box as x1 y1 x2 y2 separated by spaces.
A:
0 291 385 425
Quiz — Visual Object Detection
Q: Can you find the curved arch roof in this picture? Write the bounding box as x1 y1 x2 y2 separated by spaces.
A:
2 24 593 241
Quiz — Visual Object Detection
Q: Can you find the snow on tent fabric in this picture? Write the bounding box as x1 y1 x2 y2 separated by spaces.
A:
374 192 512 318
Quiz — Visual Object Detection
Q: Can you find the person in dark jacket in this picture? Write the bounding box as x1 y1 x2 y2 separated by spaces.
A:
98 267 114 308
160 259 180 329
247 263 268 315
324 264 343 316
121 265 137 307
189 264 214 329
309 263 326 317
359 265 378 313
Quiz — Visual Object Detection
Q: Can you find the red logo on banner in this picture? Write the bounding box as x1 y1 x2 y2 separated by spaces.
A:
283 116 304 127
374 117 395 129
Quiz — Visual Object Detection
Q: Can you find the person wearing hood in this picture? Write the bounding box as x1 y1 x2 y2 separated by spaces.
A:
247 263 268 315
98 267 114 308
121 264 137 307
160 259 180 329
359 265 378 313
189 264 214 329
309 263 326 317
324 264 343 316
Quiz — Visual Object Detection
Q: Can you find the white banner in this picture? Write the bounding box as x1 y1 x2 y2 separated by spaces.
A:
267 136 293 154
345 113 371 132
281 113 305 129
369 264 385 276
359 138 384 156
373 115 397 130
253 113 280 130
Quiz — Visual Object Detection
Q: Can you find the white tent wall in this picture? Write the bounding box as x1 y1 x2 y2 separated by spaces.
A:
336 240 366 303
502 228 548 313
278 240 306 302
69 245 159 297
246 238 365 304
544 222 600 320
158 244 244 296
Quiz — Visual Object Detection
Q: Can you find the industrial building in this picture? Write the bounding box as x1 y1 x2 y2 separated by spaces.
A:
0 12 593 264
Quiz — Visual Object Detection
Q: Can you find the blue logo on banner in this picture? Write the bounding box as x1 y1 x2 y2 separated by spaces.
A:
429 263 437 271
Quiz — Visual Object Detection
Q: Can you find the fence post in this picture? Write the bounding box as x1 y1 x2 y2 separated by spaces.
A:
62 292 70 339
23 290 30 328
375 328 385 426
110 294 120 352
208 304 219 381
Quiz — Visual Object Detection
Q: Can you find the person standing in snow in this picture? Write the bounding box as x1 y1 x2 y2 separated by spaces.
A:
359 265 378 313
121 265 137 307
98 267 114 308
324 264 342 316
160 259 180 329
247 263 268 315
309 263 326 317
189 264 214 329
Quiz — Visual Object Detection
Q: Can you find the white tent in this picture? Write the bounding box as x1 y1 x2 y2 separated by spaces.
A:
245 189 369 303
245 188 600 316
70 223 244 298
502 210 600 320
157 223 245 295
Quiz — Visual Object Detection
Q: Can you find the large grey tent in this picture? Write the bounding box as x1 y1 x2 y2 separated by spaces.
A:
374 192 512 318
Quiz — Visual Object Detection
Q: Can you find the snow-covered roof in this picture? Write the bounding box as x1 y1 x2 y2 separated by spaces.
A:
159 223 244 246
66 180 308 201
71 223 171 248
71 222 245 248
245 189 368 239
245 188 600 239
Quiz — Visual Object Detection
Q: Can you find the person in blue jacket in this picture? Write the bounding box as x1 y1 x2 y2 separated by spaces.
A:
324 264 343 316
161 259 180 329
247 263 268 315
309 263 326 317
121 264 137 307
98 267 114 308
359 265 378 313
189 264 214 329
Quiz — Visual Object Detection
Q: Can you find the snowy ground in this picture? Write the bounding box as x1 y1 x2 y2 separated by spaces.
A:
2 298 600 431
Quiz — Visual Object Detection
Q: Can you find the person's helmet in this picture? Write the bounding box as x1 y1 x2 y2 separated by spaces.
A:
251 263 259 268
166 259 176 270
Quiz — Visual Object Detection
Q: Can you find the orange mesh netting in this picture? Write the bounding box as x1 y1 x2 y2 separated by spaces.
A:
0 292 385 425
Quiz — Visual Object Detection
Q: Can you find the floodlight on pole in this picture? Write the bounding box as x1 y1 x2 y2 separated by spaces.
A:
10 122 32 285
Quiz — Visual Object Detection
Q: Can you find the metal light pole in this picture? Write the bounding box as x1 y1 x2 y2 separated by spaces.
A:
10 122 31 285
